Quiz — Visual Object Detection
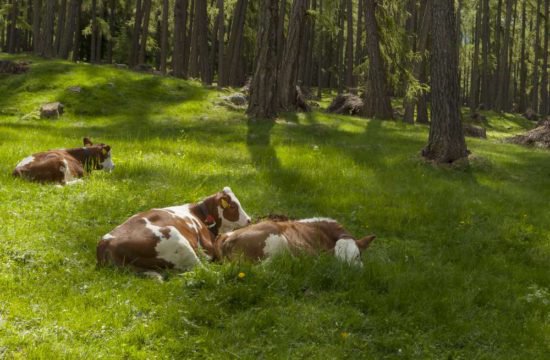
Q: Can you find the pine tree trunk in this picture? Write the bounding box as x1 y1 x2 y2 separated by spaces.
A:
7 0 19 53
277 0 308 111
173 0 189 77
225 0 248 86
495 0 514 112
138 0 152 65
159 0 169 73
362 0 393 119
540 0 549 115
32 0 41 55
422 0 468 163
54 0 67 56
129 0 143 66
355 0 364 66
72 0 81 61
336 2 344 94
42 0 55 57
247 0 280 120
531 0 542 112
106 0 115 63
480 0 490 108
469 0 482 113
59 0 79 59
403 0 418 124
518 0 527 112
345 0 354 90
217 0 225 86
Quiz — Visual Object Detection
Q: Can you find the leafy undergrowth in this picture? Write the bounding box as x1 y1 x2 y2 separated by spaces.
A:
1 56 549 359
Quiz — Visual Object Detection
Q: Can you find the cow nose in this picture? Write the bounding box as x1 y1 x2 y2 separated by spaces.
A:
246 218 251 225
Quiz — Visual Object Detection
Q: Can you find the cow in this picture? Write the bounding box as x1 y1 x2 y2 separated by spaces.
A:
13 138 114 185
215 217 376 267
96 187 251 275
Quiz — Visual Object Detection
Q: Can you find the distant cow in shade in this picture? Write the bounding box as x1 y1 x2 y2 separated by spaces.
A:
216 218 375 267
97 187 251 273
13 138 114 185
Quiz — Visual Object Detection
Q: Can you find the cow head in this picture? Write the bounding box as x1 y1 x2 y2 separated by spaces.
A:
216 187 251 233
335 234 376 267
83 137 115 172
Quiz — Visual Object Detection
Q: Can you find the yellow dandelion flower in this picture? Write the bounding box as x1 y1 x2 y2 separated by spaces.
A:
340 332 350 339
238 272 246 279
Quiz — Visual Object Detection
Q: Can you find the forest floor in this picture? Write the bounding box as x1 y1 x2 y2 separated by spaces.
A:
0 56 549 359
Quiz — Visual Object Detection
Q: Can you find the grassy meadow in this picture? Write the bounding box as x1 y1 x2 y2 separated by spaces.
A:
0 56 549 359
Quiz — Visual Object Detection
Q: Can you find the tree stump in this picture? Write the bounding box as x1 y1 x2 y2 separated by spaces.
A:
463 124 487 139
40 102 64 119
0 60 30 74
508 121 550 148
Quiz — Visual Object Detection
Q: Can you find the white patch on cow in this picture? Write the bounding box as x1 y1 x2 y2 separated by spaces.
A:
142 217 201 270
298 217 337 224
334 238 363 267
102 233 115 241
16 155 35 168
101 150 115 172
161 206 203 233
61 159 75 183
218 186 252 233
263 233 289 258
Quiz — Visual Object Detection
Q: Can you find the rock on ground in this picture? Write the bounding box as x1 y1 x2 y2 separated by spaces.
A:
326 94 364 115
40 102 64 119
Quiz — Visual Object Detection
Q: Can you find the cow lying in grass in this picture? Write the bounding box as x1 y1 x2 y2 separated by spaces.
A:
215 217 375 266
13 137 114 185
97 187 251 274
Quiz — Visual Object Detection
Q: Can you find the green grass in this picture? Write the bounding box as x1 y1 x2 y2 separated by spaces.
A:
1 55 549 359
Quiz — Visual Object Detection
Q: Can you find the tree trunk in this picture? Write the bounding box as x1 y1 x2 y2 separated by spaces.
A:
247 0 280 120
518 0 527 112
106 0 115 63
173 0 189 77
495 0 514 112
32 0 41 55
355 0 364 66
422 0 468 163
160 0 169 73
362 0 393 119
217 0 225 86
7 0 19 53
225 0 248 86
138 0 152 65
540 0 549 115
277 0 308 111
72 0 81 61
531 0 542 112
54 0 67 56
345 0 354 90
59 0 79 59
42 0 55 57
336 2 344 94
480 0 490 108
469 0 482 113
129 0 143 66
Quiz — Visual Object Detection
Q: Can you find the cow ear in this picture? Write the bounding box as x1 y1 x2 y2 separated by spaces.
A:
356 235 376 250
83 137 93 146
104 145 111 153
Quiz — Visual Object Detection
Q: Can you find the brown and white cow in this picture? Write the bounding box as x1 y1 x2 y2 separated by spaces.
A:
216 218 375 266
96 187 251 273
13 138 114 185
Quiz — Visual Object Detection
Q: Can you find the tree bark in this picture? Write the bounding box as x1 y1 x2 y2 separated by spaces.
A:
217 0 225 86
540 0 549 115
518 0 527 112
480 0 490 108
138 0 152 65
173 0 189 77
32 0 41 55
160 0 169 73
362 0 393 119
225 0 248 86
247 0 280 120
422 0 468 163
345 0 354 90
129 0 143 66
54 0 67 56
42 0 55 57
277 0 308 111
469 0 482 113
495 0 514 112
